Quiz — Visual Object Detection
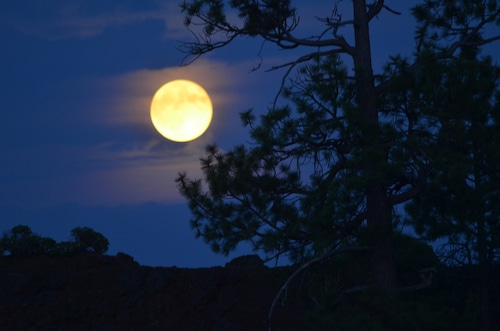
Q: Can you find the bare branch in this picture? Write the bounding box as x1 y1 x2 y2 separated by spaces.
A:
389 163 431 206
180 1 356 67
397 267 437 292
180 34 241 65
267 49 351 73
272 63 296 109
383 5 401 16
267 246 371 330
268 49 353 109
367 0 385 21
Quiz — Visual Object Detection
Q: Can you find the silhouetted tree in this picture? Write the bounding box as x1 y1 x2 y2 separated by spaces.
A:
177 0 500 292
403 48 500 331
0 225 109 257
70 227 109 255
0 225 54 257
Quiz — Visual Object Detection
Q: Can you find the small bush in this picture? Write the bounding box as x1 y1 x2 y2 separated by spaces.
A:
0 225 47 257
70 227 109 254
0 225 109 257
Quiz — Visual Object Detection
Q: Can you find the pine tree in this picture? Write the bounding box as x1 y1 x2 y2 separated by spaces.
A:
403 46 500 331
176 0 500 292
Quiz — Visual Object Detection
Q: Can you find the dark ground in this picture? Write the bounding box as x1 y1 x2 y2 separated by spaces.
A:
2 253 500 331
0 253 305 331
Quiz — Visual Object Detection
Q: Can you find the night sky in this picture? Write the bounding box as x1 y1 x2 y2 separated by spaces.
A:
1 1 498 267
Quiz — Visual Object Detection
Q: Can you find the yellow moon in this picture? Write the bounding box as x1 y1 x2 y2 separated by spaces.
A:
150 80 213 142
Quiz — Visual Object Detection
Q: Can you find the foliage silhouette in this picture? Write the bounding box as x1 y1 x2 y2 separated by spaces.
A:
177 0 500 295
0 225 109 257
70 226 110 255
403 50 500 331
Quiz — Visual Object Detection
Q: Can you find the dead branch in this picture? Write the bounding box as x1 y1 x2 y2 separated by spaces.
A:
397 267 438 292
267 246 370 331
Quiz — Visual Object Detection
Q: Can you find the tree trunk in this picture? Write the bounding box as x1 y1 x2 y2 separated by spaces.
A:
353 0 397 291
473 140 491 331
367 186 397 291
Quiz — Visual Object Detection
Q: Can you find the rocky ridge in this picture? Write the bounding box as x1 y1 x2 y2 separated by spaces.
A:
0 253 304 331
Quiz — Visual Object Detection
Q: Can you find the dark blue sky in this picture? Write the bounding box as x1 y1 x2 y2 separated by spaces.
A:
1 1 498 267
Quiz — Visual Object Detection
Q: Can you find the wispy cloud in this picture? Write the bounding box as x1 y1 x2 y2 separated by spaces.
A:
159 2 193 41
1 0 169 40
95 58 242 130
64 59 242 205
69 56 292 205
1 48 290 207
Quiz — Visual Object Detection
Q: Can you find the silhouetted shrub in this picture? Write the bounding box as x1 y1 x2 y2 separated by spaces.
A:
0 225 48 257
70 227 109 254
0 225 109 257
53 241 79 257
38 237 58 255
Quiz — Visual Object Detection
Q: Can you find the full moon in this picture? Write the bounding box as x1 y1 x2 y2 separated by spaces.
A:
150 79 213 142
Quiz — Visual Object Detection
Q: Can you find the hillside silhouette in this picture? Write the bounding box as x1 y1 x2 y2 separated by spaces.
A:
2 252 500 330
0 253 306 330
1 226 499 330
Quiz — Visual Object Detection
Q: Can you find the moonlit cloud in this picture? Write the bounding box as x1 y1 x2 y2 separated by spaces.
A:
159 2 193 40
96 58 241 130
4 8 385 209
69 55 298 206
0 48 288 208
70 59 257 205
76 136 213 206
0 0 167 40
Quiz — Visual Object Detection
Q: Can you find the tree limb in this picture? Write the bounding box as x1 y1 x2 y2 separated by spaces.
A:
397 267 437 292
367 0 385 21
388 163 431 206
267 246 371 330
